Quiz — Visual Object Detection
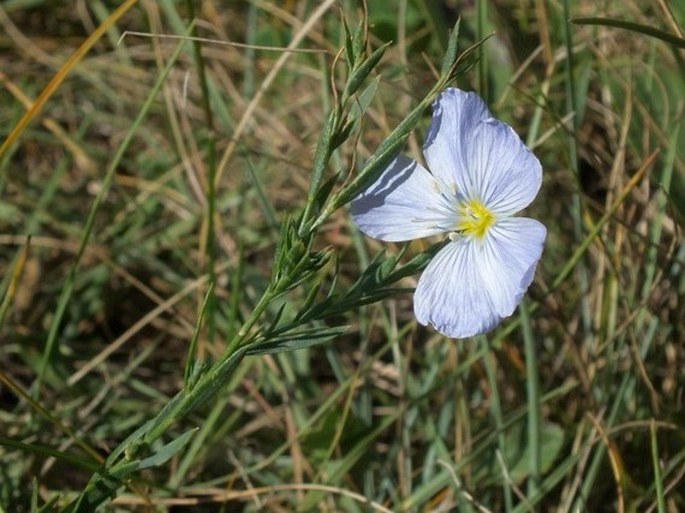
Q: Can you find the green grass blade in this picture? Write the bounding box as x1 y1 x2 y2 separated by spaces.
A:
650 420 667 513
572 16 685 49
184 282 214 385
520 299 540 500
482 337 513 512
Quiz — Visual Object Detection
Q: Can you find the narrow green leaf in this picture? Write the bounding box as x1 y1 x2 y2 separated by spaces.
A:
226 243 245 340
572 16 685 49
312 170 342 213
331 117 356 150
521 299 541 499
482 343 513 512
348 76 381 135
344 42 390 100
265 302 287 334
341 14 355 66
136 428 198 470
295 279 324 322
0 235 31 329
37 495 60 513
245 326 348 355
184 283 214 386
440 18 461 78
651 421 667 513
107 460 144 479
0 436 100 473
351 19 366 65
300 110 339 231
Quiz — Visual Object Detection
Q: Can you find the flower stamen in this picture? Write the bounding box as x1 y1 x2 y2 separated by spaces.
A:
457 199 495 239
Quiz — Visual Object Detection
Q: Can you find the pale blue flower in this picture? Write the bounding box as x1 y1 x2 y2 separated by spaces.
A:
351 88 546 338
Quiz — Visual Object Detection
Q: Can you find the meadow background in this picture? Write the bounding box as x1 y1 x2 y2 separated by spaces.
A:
1 0 684 511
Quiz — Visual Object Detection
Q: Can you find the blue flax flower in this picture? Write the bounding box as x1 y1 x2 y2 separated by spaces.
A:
352 88 546 338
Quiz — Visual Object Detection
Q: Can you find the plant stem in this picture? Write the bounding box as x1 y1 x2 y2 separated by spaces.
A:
521 299 541 503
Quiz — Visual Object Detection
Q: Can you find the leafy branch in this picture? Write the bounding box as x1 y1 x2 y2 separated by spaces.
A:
60 14 470 512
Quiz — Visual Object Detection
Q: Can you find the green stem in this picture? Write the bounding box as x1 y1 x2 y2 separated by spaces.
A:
521 299 540 503
482 338 513 512
140 345 249 448
225 283 277 356
650 420 666 513
185 0 217 345
562 0 592 339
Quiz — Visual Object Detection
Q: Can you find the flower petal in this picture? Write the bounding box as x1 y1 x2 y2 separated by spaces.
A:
414 238 500 338
479 217 546 317
413 217 546 338
466 119 542 216
351 155 458 242
423 88 542 216
423 88 493 197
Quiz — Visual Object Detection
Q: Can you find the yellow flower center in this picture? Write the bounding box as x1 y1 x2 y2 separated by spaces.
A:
457 199 496 239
